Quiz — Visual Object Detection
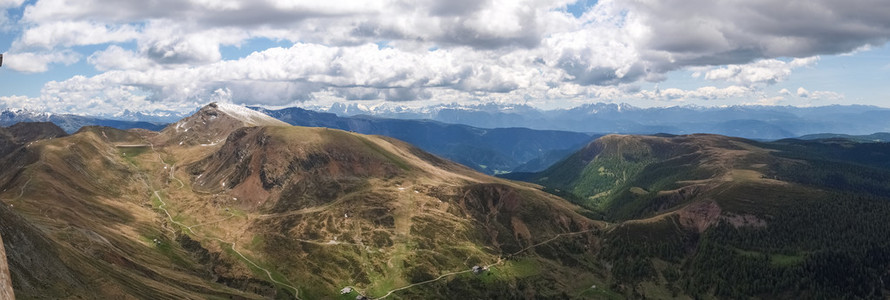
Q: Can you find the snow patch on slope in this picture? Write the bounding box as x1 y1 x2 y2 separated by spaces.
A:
214 103 288 126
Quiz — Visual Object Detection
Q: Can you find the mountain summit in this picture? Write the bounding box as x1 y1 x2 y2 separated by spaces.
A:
159 102 288 146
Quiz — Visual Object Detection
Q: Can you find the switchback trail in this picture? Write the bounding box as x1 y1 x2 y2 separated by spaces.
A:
143 142 302 299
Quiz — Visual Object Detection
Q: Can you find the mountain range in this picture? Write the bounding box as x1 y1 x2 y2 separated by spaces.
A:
0 109 166 133
321 102 890 140
797 132 890 142
2 103 890 298
250 106 594 174
11 101 890 142
8 102 890 174
1 106 593 175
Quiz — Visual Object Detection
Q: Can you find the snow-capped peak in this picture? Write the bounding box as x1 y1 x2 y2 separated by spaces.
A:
212 102 288 126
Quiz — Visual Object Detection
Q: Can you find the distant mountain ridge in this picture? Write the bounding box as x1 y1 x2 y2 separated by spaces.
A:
1 105 594 174
0 109 166 133
251 106 594 174
9 102 890 140
317 102 890 139
797 132 890 142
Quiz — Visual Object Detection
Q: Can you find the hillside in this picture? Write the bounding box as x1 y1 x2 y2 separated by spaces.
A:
5 104 890 299
0 104 607 299
507 134 754 220
0 122 67 157
507 133 890 298
253 106 593 174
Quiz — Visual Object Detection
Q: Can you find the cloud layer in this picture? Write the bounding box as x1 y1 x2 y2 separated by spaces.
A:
2 0 888 115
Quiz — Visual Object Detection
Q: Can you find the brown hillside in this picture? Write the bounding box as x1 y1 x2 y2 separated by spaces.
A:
0 106 607 299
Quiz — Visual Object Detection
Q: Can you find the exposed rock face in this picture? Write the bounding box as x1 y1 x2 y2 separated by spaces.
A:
0 232 13 300
158 102 288 146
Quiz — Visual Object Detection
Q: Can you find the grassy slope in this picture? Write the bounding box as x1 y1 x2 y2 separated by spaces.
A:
0 123 610 299
518 134 890 298
177 126 606 298
0 129 271 299
10 122 890 299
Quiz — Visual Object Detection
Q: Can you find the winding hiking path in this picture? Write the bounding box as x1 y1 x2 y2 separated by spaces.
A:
136 139 609 300
143 141 302 299
370 227 603 299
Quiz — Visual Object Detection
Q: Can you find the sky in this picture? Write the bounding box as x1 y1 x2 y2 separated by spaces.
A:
0 0 889 117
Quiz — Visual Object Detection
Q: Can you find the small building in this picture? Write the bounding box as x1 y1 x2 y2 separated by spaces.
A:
355 295 369 300
340 287 352 294
472 265 483 275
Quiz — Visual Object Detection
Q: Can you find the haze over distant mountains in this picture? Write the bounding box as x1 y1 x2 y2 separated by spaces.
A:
322 102 890 139
5 102 890 141
250 106 593 175
0 109 167 133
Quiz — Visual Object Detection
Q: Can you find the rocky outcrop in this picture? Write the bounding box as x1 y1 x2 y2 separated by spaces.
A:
0 232 14 300
158 102 287 146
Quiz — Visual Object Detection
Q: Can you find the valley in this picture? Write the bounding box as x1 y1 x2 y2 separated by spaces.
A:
1 103 890 299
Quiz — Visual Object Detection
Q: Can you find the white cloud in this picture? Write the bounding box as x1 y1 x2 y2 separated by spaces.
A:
87 45 155 71
810 91 844 101
701 57 819 86
2 0 887 115
623 0 890 67
0 0 24 30
637 85 752 101
0 0 24 8
3 51 81 73
796 87 843 101
50 43 542 100
14 21 139 50
744 96 784 106
0 95 41 111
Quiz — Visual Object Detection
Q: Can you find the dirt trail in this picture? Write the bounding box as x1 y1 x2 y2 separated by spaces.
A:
142 142 302 299
369 227 603 299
